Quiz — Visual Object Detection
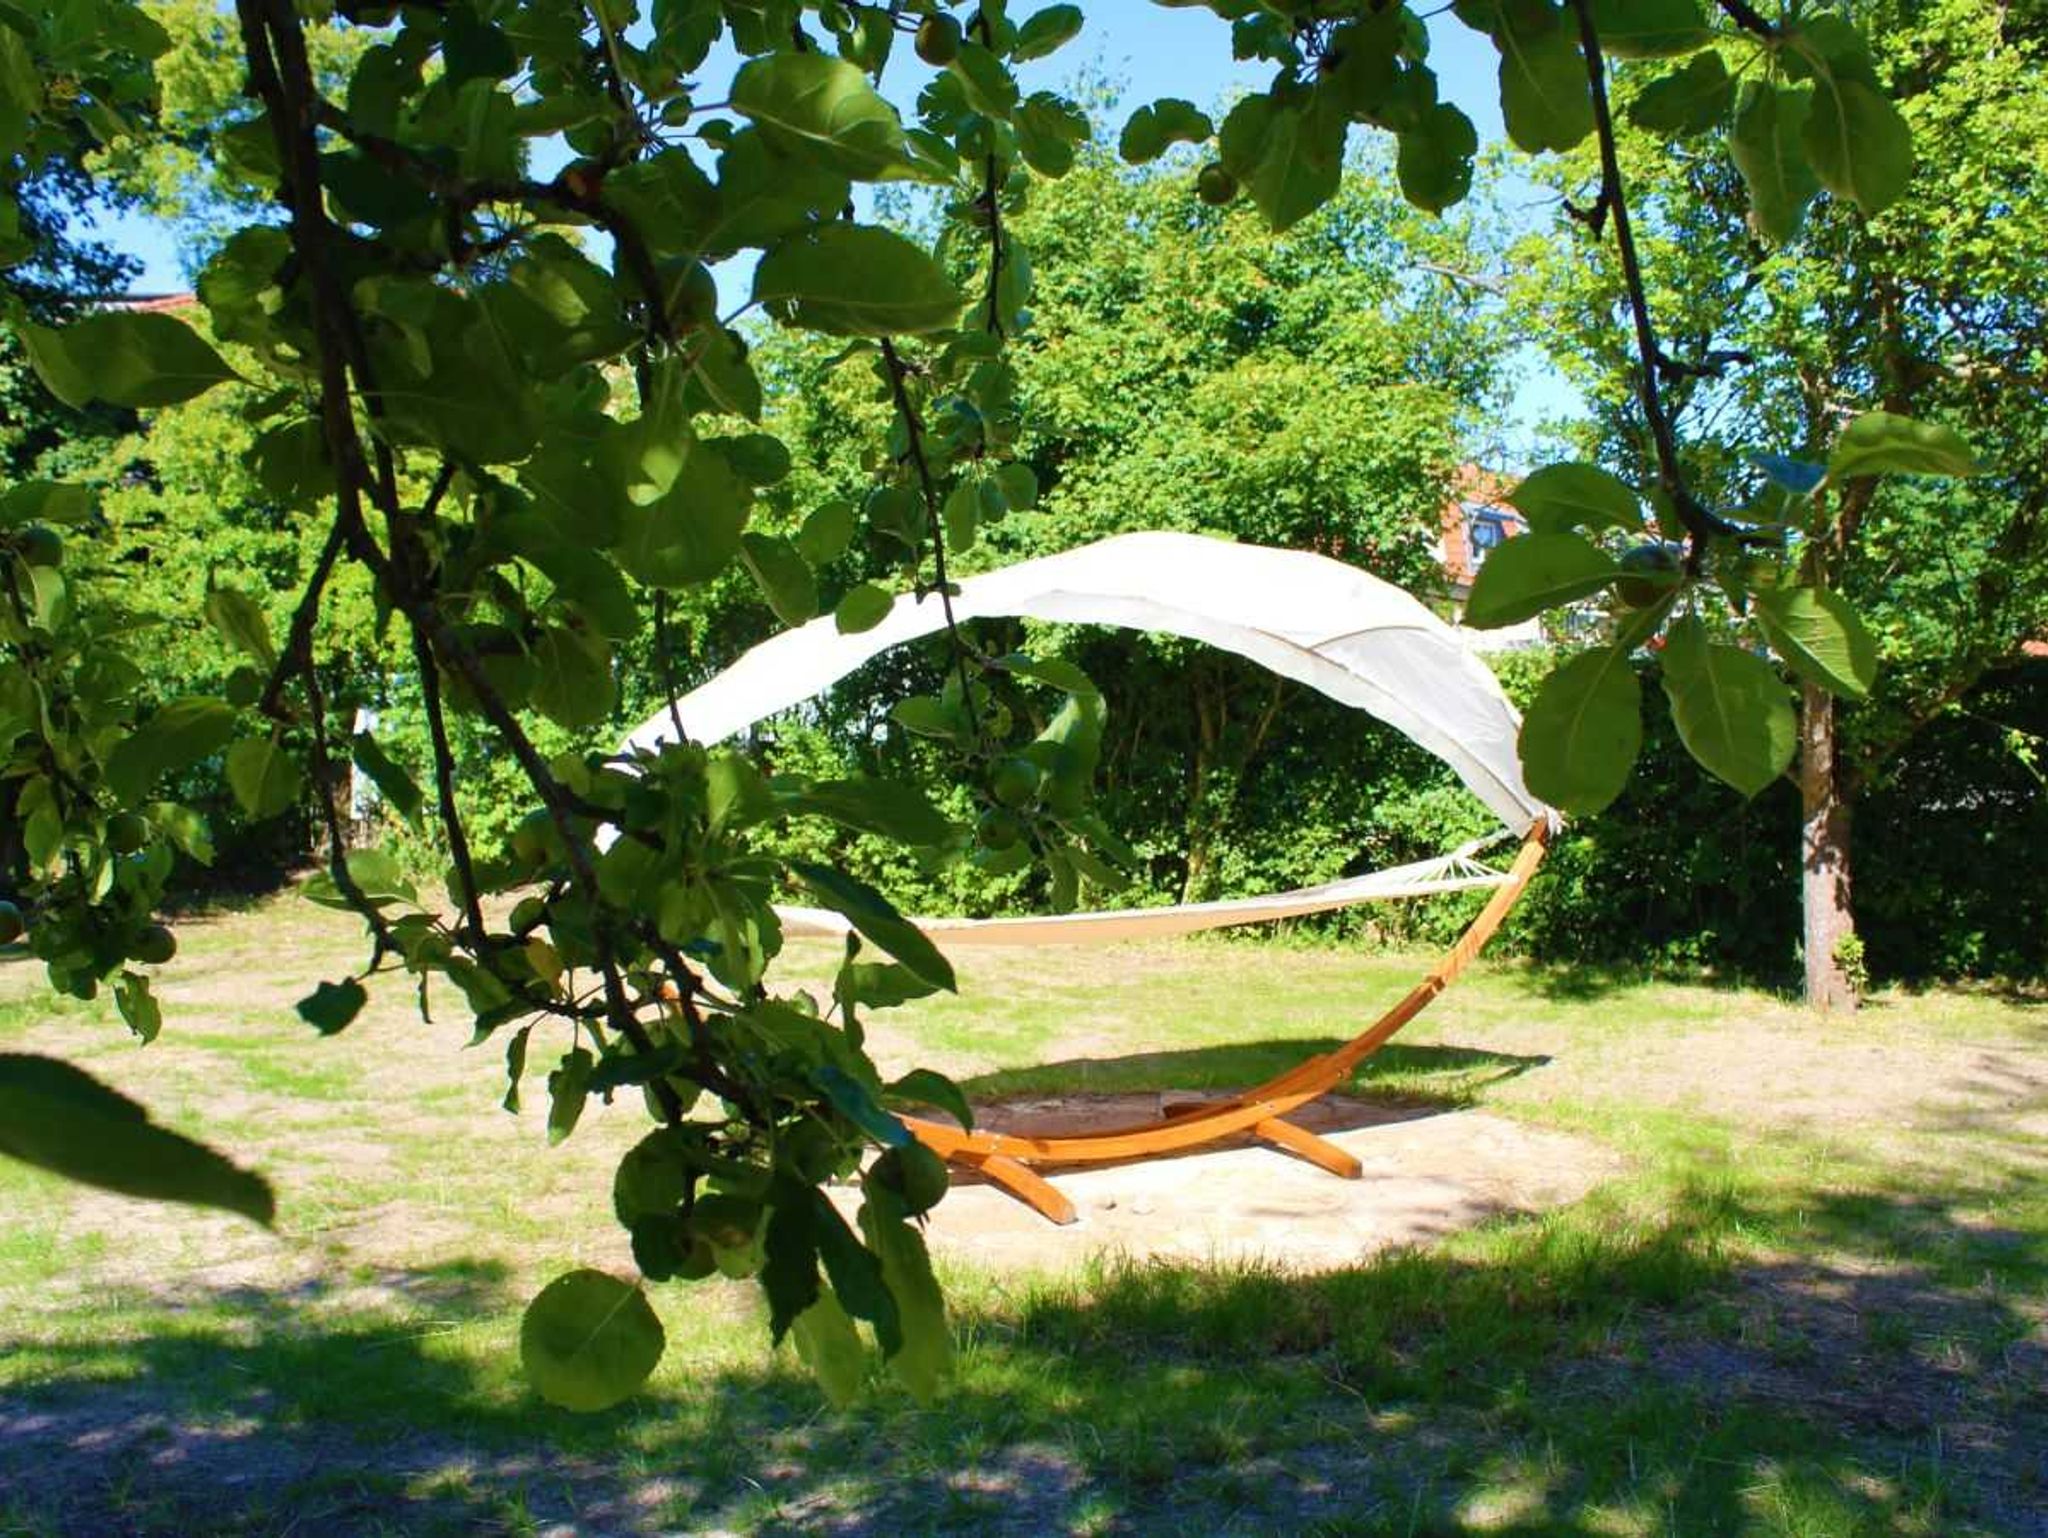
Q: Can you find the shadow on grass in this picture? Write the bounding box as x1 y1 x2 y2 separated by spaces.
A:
960 1040 1552 1110
3 1173 2043 1536
1508 956 1799 1004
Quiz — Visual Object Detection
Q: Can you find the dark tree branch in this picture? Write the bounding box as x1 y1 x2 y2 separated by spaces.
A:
235 0 709 1121
1569 0 1747 569
257 517 347 721
877 335 984 742
296 638 394 963
653 591 688 744
412 627 488 949
1714 0 1781 41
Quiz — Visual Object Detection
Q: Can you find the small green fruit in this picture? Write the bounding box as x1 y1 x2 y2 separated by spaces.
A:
1616 543 1683 608
989 756 1041 809
690 1193 762 1252
0 901 24 945
1195 163 1238 206
976 808 1025 851
872 1143 951 1216
915 13 962 65
16 525 62 568
131 923 177 965
107 812 150 855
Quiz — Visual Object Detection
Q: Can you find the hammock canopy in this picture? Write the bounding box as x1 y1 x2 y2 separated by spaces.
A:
624 531 1560 1223
623 531 1555 945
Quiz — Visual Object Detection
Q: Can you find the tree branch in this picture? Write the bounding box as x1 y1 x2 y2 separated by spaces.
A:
1569 0 1747 568
877 335 983 742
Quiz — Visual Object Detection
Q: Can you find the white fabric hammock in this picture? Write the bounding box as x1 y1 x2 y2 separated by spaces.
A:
622 531 1555 945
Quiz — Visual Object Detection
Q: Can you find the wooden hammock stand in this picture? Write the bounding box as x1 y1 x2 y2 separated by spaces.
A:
900 822 1550 1225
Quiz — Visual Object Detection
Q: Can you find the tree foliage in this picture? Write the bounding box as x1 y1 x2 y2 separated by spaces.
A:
1510 0 2045 1001
0 0 1968 1407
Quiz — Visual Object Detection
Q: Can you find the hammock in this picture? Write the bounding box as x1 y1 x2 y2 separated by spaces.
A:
774 839 1518 948
625 532 1557 1222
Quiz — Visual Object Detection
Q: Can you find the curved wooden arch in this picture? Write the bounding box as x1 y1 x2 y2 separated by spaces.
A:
903 821 1549 1223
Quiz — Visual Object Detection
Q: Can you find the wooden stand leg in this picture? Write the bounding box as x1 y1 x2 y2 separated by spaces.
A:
960 1152 1078 1225
1251 1117 1363 1179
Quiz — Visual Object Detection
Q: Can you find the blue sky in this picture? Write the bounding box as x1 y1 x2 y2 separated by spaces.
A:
87 0 1578 455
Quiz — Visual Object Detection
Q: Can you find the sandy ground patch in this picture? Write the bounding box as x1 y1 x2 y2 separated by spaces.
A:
894 1095 1624 1272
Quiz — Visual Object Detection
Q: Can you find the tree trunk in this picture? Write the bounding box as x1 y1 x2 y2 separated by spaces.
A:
1800 681 1859 1012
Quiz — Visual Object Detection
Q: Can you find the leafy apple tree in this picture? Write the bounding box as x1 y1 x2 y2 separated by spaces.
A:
0 0 1966 1406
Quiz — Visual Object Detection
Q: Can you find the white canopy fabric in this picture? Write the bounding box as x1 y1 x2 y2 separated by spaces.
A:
621 532 1552 943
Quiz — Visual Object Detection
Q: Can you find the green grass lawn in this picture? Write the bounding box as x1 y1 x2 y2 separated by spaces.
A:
0 895 2042 1536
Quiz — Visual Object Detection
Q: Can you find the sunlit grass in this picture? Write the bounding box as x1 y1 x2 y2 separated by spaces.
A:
0 894 2041 1533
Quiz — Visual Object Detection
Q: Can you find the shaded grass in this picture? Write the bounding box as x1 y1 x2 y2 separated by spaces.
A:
0 897 2043 1534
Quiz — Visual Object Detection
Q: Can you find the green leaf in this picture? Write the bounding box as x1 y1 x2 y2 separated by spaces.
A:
0 480 95 529
1464 532 1618 628
1013 3 1084 61
842 962 940 1009
20 313 238 409
809 1187 901 1354
1802 72 1912 215
948 43 1019 119
797 499 857 565
1396 104 1478 213
1119 98 1214 164
203 586 278 669
788 861 955 993
611 442 751 590
1659 616 1795 797
547 1047 596 1146
1752 586 1878 700
226 738 303 821
351 731 424 826
1506 463 1642 535
1630 51 1734 136
858 1186 953 1399
298 978 368 1035
114 972 161 1044
782 777 956 846
993 462 1039 512
1218 95 1345 232
1592 0 1710 58
1824 412 1981 482
790 1290 867 1406
0 1053 274 1225
1730 82 1820 242
835 582 895 634
344 845 418 905
1498 20 1593 153
739 532 819 626
940 481 979 554
729 53 908 180
762 1182 821 1341
1015 93 1089 178
493 510 640 640
885 1068 974 1131
529 626 616 730
813 1063 913 1150
106 697 238 808
520 1269 665 1412
1519 646 1642 815
891 696 965 741
754 225 963 336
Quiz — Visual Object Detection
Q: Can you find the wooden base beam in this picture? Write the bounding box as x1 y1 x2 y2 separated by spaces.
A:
956 1150 1078 1225
1251 1116 1363 1179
